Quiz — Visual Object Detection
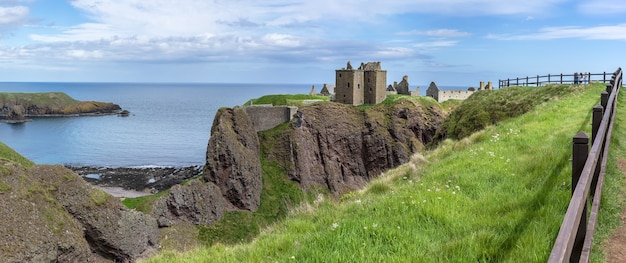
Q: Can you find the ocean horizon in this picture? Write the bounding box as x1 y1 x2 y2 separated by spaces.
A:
0 82 470 167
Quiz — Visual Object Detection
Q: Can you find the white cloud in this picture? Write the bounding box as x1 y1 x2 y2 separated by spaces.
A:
578 0 626 15
414 40 459 48
488 24 626 40
0 5 28 25
398 29 471 38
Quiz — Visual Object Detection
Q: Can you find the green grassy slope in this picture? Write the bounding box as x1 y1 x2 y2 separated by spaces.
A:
144 83 622 262
0 142 34 168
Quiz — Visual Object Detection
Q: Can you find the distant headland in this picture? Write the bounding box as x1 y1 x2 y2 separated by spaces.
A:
0 92 124 123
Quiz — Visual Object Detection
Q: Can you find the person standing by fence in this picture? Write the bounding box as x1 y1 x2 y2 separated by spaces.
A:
574 72 579 84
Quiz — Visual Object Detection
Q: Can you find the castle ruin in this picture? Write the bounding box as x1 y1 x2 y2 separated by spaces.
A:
335 61 387 105
426 81 493 102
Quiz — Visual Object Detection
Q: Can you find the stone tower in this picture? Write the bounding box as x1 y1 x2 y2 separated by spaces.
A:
335 61 387 105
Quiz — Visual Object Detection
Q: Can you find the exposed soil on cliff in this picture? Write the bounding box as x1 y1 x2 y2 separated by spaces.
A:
604 158 626 262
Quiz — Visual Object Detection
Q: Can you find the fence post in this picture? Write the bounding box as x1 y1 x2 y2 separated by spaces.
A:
516 77 519 86
603 72 606 83
526 76 529 86
548 74 551 85
537 75 540 86
601 91 609 110
572 132 590 263
561 74 563 84
590 105 603 198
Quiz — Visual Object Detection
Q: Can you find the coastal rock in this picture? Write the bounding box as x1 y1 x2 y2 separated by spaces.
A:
204 107 262 211
263 98 443 194
33 165 158 261
0 92 122 117
151 179 226 227
0 162 94 262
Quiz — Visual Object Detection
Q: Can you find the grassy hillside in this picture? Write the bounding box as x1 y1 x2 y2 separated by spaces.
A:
0 92 80 109
0 142 34 168
245 94 330 106
143 82 625 262
0 92 120 115
436 84 576 140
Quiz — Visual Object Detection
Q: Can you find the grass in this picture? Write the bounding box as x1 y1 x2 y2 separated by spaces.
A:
245 94 330 106
590 86 626 262
437 84 576 140
0 142 34 168
143 83 617 263
122 189 170 213
0 92 119 115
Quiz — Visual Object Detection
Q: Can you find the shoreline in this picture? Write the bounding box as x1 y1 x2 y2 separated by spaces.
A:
68 165 202 195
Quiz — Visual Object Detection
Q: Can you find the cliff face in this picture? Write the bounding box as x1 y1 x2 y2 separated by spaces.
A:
204 107 262 211
262 98 444 194
0 162 158 262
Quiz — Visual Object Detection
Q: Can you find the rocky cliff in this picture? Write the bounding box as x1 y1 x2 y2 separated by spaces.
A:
150 97 442 228
262 98 443 194
0 92 121 118
0 162 158 262
204 107 262 211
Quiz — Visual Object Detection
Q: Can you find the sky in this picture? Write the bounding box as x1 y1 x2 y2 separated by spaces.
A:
0 0 625 86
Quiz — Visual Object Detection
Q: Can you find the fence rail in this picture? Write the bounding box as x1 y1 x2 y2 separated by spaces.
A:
548 67 622 263
498 72 613 88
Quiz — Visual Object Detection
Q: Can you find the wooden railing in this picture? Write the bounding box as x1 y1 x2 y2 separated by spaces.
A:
548 68 622 262
499 72 613 88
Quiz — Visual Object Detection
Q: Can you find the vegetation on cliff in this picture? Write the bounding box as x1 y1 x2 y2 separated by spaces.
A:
245 94 329 106
0 92 121 117
144 82 626 262
436 84 576 140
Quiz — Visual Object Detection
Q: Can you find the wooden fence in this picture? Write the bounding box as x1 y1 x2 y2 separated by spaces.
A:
499 72 613 88
548 68 622 262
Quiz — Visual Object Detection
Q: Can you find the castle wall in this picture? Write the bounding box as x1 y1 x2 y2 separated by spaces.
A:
438 90 474 102
336 69 364 105
364 70 387 104
244 106 298 132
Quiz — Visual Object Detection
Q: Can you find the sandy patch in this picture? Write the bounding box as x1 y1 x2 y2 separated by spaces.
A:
94 186 151 198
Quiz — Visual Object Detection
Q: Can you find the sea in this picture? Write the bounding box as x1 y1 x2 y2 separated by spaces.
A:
0 82 313 167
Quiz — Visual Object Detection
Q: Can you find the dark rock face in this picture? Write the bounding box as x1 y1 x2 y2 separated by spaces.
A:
37 165 159 261
0 162 94 262
151 179 226 227
263 99 443 194
0 163 159 262
204 107 262 211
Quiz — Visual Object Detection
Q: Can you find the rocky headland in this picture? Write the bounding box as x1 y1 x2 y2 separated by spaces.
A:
0 92 123 122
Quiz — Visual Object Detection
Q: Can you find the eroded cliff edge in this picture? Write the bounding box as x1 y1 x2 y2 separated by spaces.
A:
150 97 444 231
261 98 444 194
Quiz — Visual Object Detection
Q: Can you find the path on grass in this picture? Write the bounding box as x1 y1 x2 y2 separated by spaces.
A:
605 158 626 262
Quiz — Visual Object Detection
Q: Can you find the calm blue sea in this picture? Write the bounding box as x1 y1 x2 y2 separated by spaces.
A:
0 83 312 167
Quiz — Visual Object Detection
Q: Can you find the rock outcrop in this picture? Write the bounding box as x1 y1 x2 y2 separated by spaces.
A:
262 98 443 194
204 107 262 211
0 162 158 262
151 179 226 227
0 92 122 117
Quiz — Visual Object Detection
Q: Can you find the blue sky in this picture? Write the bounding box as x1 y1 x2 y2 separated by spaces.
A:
1 0 625 86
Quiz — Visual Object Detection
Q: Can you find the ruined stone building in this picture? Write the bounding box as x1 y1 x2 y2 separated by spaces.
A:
335 61 387 105
426 81 494 102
